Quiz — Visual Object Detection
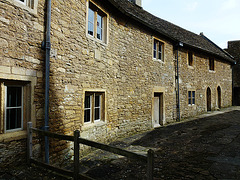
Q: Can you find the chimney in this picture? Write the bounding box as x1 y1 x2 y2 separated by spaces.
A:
128 0 142 7
135 0 142 7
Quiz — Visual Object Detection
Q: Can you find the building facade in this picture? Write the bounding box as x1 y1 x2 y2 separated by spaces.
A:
226 41 240 105
0 0 235 167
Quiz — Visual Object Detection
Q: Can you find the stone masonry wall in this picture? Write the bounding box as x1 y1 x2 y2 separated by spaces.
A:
226 40 240 105
178 49 232 118
48 0 176 151
0 0 45 167
227 41 240 88
0 0 234 167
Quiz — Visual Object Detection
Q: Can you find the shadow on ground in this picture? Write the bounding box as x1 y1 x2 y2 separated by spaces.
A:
85 110 240 179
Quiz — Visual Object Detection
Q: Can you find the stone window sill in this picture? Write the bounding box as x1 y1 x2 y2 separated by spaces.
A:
188 65 194 69
5 0 38 15
0 130 27 142
82 121 106 131
153 59 165 64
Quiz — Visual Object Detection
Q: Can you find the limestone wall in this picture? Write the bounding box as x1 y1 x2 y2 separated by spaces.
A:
0 0 45 167
48 0 176 144
0 0 234 167
178 49 232 118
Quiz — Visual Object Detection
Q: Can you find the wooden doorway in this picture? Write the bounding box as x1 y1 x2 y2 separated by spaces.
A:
207 87 211 111
153 93 163 127
217 86 221 109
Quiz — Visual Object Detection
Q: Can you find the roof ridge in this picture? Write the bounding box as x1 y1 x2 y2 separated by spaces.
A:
200 33 235 60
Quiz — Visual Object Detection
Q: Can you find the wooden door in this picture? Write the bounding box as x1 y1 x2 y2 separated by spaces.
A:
207 87 211 111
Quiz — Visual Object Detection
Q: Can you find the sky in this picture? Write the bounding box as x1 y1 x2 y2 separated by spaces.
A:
142 0 240 49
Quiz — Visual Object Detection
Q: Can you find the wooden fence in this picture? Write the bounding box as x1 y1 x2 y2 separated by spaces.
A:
27 122 154 180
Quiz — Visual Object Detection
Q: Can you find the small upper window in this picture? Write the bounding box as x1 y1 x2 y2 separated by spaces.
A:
209 57 214 71
188 52 193 66
153 39 164 61
6 0 39 14
87 1 107 43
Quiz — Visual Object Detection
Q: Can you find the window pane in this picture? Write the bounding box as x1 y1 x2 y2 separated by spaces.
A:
6 108 21 130
88 8 94 36
94 95 101 121
158 43 162 60
88 8 94 23
188 91 192 104
7 87 22 107
84 109 91 123
94 108 100 120
85 95 91 108
153 40 157 58
192 91 195 104
95 95 100 107
97 14 103 40
88 22 94 36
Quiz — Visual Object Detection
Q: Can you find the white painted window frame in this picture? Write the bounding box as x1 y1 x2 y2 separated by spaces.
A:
84 92 103 124
5 0 39 15
153 38 164 61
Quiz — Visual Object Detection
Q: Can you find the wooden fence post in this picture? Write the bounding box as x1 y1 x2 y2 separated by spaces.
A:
27 122 33 165
147 149 154 180
74 130 80 180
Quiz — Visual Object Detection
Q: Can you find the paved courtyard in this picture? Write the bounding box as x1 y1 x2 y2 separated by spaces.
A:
1 106 240 179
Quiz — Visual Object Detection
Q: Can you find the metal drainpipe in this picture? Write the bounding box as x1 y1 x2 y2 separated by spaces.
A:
44 0 51 164
176 42 183 122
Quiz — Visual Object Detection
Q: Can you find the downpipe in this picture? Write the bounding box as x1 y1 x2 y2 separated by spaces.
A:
44 0 51 164
175 42 183 122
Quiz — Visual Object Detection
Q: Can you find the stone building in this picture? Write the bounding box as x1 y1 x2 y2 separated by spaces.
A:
225 41 240 105
0 0 235 167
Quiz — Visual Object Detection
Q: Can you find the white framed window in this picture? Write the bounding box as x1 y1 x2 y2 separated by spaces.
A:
87 1 108 43
84 92 104 123
153 39 164 61
5 0 38 14
5 86 23 132
188 91 195 105
0 80 32 135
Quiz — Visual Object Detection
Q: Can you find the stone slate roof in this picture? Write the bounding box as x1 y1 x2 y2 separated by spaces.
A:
107 0 235 63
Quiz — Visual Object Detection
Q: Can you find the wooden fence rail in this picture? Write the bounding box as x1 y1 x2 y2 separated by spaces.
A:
27 122 154 180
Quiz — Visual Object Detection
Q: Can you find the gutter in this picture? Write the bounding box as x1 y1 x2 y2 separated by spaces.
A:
44 0 51 164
